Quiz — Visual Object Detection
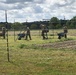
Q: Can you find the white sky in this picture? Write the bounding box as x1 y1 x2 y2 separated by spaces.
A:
0 0 76 22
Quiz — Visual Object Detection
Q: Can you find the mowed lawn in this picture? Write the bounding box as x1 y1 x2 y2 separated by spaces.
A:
0 29 76 75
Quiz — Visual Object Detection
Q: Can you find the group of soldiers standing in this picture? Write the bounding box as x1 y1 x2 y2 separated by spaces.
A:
41 24 68 40
0 25 68 40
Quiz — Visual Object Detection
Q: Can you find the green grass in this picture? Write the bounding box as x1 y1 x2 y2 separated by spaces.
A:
0 47 76 75
0 29 76 75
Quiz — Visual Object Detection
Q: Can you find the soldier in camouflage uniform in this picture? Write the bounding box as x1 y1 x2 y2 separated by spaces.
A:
25 27 32 40
63 26 68 38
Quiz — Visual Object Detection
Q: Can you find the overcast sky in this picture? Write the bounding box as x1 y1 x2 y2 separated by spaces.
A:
0 0 76 22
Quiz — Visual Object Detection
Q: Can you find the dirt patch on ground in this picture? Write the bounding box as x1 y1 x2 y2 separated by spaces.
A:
38 40 76 50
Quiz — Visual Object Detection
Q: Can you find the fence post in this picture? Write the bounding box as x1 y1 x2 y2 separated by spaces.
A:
5 10 10 62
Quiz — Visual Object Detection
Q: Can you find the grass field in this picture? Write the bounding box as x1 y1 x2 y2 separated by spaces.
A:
0 29 76 75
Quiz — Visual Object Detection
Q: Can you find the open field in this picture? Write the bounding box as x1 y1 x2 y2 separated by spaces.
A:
0 29 76 75
7 29 76 36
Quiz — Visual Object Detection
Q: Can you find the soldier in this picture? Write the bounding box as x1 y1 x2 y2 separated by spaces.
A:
41 28 45 39
41 24 45 39
44 27 49 39
25 27 32 40
2 27 6 39
63 26 68 38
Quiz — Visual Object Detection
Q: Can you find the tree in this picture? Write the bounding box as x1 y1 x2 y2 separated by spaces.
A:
49 17 60 29
70 16 76 28
30 24 37 29
66 16 76 29
66 20 71 28
12 22 25 30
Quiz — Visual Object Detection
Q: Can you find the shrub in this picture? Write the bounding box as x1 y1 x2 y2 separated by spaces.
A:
19 44 27 49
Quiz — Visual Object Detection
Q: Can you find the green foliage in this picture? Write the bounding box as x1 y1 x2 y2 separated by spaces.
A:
19 44 28 49
30 24 37 29
55 24 62 29
19 43 40 49
49 17 60 29
13 22 25 30
0 15 76 30
49 17 60 24
66 16 76 29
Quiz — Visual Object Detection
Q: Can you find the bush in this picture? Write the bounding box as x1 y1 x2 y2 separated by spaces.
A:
19 44 27 49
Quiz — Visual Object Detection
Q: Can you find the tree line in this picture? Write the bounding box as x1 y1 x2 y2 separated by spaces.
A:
0 16 76 30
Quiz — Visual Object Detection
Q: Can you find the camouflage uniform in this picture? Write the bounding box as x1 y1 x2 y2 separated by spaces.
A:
41 29 45 39
25 27 32 40
63 26 68 38
2 27 6 39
